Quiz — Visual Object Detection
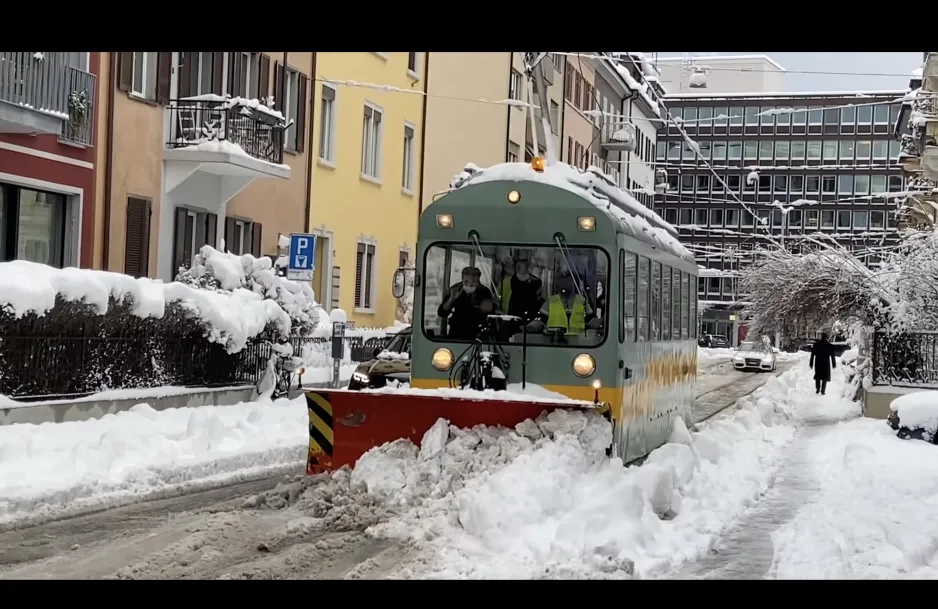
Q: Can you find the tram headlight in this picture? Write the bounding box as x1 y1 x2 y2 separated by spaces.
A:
572 353 596 377
436 214 454 228
431 348 454 371
577 216 596 232
507 190 521 204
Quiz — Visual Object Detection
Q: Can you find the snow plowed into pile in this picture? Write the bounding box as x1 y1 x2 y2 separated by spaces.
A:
279 366 814 579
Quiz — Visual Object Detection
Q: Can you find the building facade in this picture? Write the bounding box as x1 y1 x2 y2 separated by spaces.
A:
309 52 427 328
0 52 100 269
655 55 786 95
656 91 906 342
95 51 313 282
895 52 938 228
507 53 563 163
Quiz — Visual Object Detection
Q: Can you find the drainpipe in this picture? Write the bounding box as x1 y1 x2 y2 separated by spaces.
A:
103 52 117 271
503 53 513 161
303 53 317 233
417 52 430 216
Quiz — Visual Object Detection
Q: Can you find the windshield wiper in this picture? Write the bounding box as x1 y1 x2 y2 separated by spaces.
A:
553 233 585 298
468 230 499 300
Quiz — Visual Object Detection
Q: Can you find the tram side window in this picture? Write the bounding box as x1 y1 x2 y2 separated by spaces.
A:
690 286 698 339
637 256 650 341
672 268 682 340
681 271 690 339
651 262 661 341
622 251 637 342
661 266 672 340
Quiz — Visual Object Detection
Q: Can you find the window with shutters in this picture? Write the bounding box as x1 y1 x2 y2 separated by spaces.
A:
509 70 523 102
131 52 158 100
172 207 217 275
407 53 420 77
124 197 151 278
354 240 377 312
282 67 301 152
507 141 520 163
236 52 261 99
319 84 337 164
224 217 262 257
402 123 416 192
361 102 384 180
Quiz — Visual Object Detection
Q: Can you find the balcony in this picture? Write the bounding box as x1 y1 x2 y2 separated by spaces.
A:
0 52 96 146
601 122 637 152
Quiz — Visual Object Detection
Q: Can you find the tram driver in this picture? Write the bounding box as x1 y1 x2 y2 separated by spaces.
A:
437 266 496 340
526 270 602 336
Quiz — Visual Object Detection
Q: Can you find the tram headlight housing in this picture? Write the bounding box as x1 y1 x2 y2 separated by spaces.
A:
507 190 521 204
577 216 596 232
436 214 454 228
572 353 596 378
431 348 454 371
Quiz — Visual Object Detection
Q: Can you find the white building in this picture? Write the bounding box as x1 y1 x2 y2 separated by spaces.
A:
654 55 786 95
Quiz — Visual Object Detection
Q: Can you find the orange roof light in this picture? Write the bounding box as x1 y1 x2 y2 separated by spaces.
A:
531 156 546 172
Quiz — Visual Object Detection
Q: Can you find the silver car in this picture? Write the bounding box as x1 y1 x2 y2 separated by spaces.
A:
733 341 777 372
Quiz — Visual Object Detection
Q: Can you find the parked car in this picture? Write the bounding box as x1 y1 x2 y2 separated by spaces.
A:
699 334 731 349
347 326 412 390
732 341 777 372
887 390 938 444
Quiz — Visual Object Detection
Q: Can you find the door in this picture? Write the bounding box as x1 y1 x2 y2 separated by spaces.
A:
312 236 326 307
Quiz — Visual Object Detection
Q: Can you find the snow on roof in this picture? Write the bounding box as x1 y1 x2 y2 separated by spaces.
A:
655 54 787 72
611 64 661 118
665 90 907 100
0 259 291 353
448 162 694 262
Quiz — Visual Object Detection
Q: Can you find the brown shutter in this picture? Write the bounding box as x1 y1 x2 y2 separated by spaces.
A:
227 52 241 97
273 61 283 109
355 242 365 307
364 245 375 309
211 52 224 95
252 222 263 257
296 73 308 153
205 212 218 250
178 52 194 98
258 54 270 99
224 217 236 253
155 52 172 105
173 207 188 273
118 52 133 92
124 197 151 278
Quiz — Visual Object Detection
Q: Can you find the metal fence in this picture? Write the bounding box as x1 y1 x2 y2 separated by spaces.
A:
871 331 938 387
166 98 286 164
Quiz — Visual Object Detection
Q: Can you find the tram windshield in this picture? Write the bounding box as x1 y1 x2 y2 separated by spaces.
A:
422 243 610 347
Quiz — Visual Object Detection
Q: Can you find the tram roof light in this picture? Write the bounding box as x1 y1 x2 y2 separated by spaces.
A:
577 216 596 232
436 214 454 228
531 157 546 172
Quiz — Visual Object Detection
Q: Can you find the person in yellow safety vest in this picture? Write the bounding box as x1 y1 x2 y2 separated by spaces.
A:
527 271 602 336
500 255 543 323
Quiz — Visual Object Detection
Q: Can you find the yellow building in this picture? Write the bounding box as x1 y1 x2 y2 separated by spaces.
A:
309 52 427 327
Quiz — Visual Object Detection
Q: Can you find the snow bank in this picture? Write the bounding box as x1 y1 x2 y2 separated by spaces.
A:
0 259 288 353
278 365 821 579
890 390 938 439
771 389 938 578
698 347 735 368
0 396 309 528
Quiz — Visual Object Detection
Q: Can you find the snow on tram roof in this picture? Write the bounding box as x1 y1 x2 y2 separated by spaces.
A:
448 161 694 262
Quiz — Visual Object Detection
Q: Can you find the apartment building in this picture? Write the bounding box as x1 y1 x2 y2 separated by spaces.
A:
507 53 563 163
655 55 786 95
0 52 99 269
895 52 938 228
656 90 905 341
310 52 426 327
96 52 313 281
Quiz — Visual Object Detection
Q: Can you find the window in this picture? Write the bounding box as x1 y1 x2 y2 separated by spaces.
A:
124 196 152 278
698 141 712 161
679 208 693 225
681 174 694 192
772 208 783 227
789 209 802 227
841 106 856 125
361 103 384 180
776 108 791 126
667 142 681 160
714 106 728 126
854 174 870 195
889 140 901 160
873 105 889 124
667 174 679 192
870 175 886 194
507 141 520 163
672 270 683 339
708 276 720 295
682 141 696 162
888 175 903 192
775 140 790 160
657 143 667 162
744 106 759 125
757 209 770 226
727 174 741 191
696 174 710 192
822 175 836 194
792 107 807 126
806 175 820 193
661 266 672 340
838 174 854 195
872 140 888 160
744 141 758 160
509 70 523 101
725 208 740 227
712 141 727 161
791 141 805 159
790 175 804 192
698 106 714 127
407 52 420 76
821 210 835 228
729 107 744 126
806 209 819 228
319 84 337 164
637 256 650 341
855 140 871 161
1 186 68 267
807 141 822 160
760 107 775 128
823 108 839 126
550 100 560 133
402 124 416 192
684 107 698 126
853 210 868 229
354 241 377 311
837 210 852 229
839 140 855 161
695 208 708 225
808 107 823 125
131 52 157 100
822 141 838 161
622 252 637 341
870 210 885 229
728 141 742 160
663 208 678 224
234 52 262 99
710 208 724 226
774 175 788 192
759 140 773 160
224 217 261 256
172 207 217 273
282 67 303 152
759 174 771 192
651 262 661 340
857 105 872 124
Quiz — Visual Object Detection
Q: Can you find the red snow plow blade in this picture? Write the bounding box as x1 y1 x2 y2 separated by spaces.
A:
305 389 597 475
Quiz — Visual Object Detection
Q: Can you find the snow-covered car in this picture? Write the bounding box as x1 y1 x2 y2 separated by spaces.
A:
347 326 412 390
887 390 938 444
732 341 777 372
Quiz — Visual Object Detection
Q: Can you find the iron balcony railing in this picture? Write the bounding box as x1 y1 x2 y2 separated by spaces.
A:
872 331 938 387
0 52 96 146
166 98 287 164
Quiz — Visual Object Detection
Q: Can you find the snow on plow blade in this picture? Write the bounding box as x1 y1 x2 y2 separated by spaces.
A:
305 389 603 475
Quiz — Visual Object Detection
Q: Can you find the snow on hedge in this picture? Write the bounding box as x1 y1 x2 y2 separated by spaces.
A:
0 258 290 353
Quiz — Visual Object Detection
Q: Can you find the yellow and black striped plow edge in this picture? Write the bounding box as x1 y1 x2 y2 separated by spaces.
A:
305 392 335 474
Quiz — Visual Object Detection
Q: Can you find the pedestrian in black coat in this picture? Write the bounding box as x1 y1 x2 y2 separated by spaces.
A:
809 333 837 395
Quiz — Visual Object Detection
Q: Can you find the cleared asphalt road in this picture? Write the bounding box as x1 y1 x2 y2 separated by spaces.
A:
0 363 795 579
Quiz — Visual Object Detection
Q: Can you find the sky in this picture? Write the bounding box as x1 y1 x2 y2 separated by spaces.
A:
649 52 924 92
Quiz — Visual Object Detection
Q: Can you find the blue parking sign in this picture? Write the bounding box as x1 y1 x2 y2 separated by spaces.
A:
288 233 316 281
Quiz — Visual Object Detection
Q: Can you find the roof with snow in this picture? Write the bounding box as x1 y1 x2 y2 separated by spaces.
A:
446 162 694 263
655 54 787 72
664 89 907 100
